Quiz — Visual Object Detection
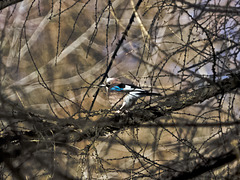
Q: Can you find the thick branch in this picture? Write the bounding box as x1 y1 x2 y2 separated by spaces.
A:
0 0 23 10
1 74 240 145
71 73 240 143
171 149 237 180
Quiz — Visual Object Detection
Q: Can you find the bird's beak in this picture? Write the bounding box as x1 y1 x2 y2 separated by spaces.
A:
99 84 106 87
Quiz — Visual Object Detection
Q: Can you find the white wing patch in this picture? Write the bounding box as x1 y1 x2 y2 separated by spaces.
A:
124 85 134 90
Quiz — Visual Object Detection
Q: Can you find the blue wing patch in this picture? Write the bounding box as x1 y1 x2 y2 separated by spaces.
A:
110 86 123 91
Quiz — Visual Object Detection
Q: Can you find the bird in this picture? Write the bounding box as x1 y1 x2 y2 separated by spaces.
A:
104 77 161 112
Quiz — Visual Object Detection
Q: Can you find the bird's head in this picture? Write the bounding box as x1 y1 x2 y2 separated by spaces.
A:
106 78 121 87
99 78 121 92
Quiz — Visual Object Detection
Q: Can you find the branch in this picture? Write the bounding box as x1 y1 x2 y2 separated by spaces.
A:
70 73 240 143
170 128 240 179
0 73 239 180
171 149 236 180
89 0 143 111
0 0 23 10
1 73 240 146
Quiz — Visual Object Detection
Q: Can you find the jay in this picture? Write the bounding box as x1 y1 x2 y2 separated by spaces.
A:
104 77 161 112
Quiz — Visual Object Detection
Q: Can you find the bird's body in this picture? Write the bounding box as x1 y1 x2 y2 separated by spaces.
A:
105 78 161 111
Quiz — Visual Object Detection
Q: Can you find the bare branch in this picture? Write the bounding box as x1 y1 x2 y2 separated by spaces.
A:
0 0 22 10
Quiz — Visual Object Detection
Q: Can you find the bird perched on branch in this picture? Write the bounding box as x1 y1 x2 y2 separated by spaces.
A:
103 77 162 112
